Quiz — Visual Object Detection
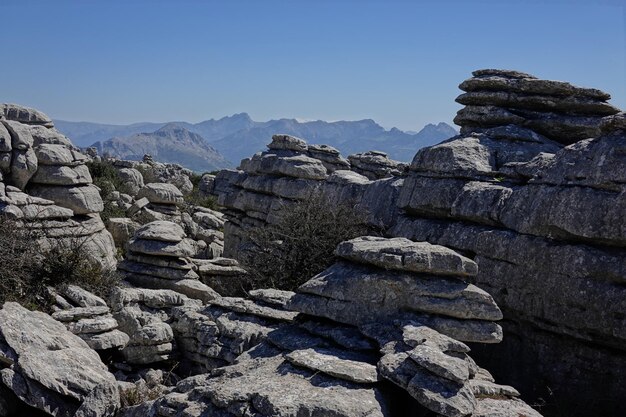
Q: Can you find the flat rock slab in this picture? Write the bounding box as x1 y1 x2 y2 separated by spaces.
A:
135 220 185 243
408 344 470 384
210 297 298 322
52 306 111 322
402 323 470 353
407 366 476 417
127 237 204 258
335 236 478 277
286 347 379 384
248 288 295 307
61 284 107 307
293 262 502 322
137 183 183 205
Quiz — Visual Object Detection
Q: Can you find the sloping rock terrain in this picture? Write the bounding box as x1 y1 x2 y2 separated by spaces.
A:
211 70 626 416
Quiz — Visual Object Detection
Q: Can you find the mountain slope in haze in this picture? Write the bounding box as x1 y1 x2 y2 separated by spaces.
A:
56 114 458 169
92 124 231 172
55 113 259 148
211 119 458 164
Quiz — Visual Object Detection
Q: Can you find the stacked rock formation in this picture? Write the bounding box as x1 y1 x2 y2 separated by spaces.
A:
121 237 538 417
211 134 403 257
0 302 120 416
191 256 248 296
454 69 620 144
118 220 218 302
50 285 129 351
0 104 116 268
390 73 626 415
110 287 201 366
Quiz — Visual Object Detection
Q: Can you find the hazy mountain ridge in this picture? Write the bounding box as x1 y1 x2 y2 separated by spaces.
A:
92 124 231 172
56 114 458 170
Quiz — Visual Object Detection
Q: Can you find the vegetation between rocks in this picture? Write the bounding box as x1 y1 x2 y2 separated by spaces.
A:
240 192 373 292
0 216 120 310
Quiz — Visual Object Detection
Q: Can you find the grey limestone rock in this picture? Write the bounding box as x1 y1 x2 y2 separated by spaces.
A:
335 236 478 277
2 103 54 127
407 344 470 384
135 220 185 243
0 302 120 416
28 184 104 214
268 133 308 152
286 347 379 384
137 183 184 205
117 167 144 196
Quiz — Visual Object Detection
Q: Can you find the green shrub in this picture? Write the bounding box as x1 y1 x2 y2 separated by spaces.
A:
240 193 373 292
86 160 132 222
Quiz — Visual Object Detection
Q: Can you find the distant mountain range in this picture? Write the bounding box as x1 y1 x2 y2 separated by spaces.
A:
91 124 231 172
54 113 457 172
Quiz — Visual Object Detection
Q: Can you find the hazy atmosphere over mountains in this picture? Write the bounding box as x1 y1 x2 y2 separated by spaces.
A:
55 114 457 171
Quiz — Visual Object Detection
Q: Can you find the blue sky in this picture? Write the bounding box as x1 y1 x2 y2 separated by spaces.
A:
0 0 624 131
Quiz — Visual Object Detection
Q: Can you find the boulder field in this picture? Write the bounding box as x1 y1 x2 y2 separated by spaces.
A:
0 70 624 417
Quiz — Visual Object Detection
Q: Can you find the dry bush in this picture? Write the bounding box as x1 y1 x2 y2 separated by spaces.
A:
240 192 374 292
0 216 120 310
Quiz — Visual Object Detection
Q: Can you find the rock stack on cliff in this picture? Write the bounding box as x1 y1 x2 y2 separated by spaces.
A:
454 69 620 144
0 104 117 268
211 134 403 257
389 71 626 415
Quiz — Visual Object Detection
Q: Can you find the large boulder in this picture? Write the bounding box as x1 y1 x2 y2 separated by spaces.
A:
0 302 120 416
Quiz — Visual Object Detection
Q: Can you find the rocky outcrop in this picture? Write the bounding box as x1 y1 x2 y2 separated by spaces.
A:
389 72 626 415
211 134 403 257
210 72 626 416
347 150 408 179
0 104 116 268
121 237 537 417
110 287 201 366
0 302 120 416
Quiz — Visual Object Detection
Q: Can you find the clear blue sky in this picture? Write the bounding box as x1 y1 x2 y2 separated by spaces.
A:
1 0 624 131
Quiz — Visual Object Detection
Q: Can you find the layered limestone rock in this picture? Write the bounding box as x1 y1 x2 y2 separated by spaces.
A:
347 150 408 179
120 237 537 417
170 289 298 374
388 72 626 415
118 221 218 302
454 69 620 144
50 285 129 351
211 134 404 257
110 287 201 365
208 73 625 415
0 302 120 417
0 104 116 268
